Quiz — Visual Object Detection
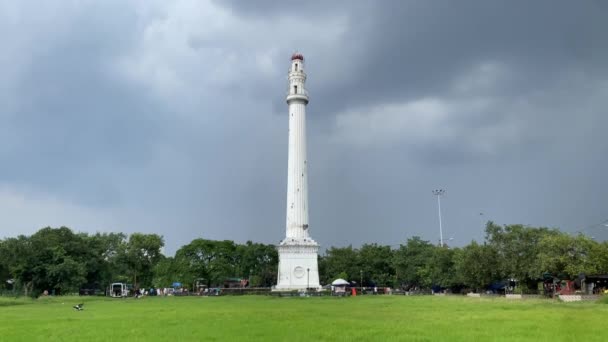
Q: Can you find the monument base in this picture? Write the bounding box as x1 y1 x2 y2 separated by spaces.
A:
274 238 321 291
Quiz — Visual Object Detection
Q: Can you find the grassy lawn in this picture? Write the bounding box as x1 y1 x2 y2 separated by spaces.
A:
1 295 606 341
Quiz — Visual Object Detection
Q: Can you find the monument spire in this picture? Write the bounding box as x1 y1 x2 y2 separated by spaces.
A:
275 53 320 290
285 52 310 240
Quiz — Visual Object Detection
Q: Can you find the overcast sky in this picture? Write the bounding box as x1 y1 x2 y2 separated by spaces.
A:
1 0 607 254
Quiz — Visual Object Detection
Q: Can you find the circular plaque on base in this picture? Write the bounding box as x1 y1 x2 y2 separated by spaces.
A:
294 266 305 278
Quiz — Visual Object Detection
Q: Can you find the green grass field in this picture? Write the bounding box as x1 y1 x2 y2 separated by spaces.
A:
1 295 606 341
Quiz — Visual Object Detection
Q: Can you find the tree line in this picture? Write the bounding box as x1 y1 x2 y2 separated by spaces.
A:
320 222 608 292
1 222 607 296
0 227 277 297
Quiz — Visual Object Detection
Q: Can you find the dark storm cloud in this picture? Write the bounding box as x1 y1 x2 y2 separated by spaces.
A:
0 2 169 207
219 0 608 114
1 1 607 253
214 0 351 16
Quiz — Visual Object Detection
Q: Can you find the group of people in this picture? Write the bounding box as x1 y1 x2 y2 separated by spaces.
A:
131 287 224 297
132 287 181 298
199 287 221 296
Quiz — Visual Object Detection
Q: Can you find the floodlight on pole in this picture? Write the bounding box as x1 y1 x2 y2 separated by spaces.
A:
432 189 446 247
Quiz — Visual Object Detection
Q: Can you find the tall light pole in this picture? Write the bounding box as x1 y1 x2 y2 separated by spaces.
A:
432 189 446 247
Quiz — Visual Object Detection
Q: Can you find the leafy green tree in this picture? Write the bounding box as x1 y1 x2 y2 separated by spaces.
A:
121 233 164 288
235 241 278 287
46 247 86 293
0 240 10 290
82 232 128 289
454 241 500 291
28 227 90 295
152 256 188 288
318 246 360 284
0 235 35 295
485 222 559 288
417 246 457 289
359 243 395 286
393 237 434 289
175 239 237 287
537 233 602 278
590 241 608 274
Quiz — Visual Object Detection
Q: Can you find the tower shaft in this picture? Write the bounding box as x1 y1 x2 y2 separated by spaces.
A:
285 53 310 240
275 53 320 290
286 100 309 239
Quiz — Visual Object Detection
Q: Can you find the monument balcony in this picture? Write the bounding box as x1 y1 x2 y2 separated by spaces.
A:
279 237 318 246
286 91 309 104
288 69 306 75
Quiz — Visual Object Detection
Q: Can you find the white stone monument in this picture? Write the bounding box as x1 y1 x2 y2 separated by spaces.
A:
274 53 320 290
